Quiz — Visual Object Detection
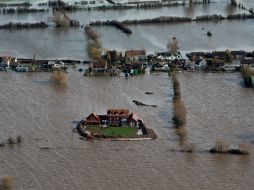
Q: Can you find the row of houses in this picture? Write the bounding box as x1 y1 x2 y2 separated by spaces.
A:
187 50 254 66
185 51 254 72
87 49 254 74
186 51 246 61
87 49 147 74
0 56 67 72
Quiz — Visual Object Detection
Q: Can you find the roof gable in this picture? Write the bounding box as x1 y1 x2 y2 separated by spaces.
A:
86 112 100 121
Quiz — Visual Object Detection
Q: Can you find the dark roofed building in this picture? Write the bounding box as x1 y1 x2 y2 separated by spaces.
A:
241 58 254 66
156 52 172 57
91 61 107 72
244 52 254 58
186 52 207 60
212 51 229 60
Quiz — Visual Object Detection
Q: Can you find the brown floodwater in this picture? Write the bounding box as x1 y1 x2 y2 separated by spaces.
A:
0 69 253 189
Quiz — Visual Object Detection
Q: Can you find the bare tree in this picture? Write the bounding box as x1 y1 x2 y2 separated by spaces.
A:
167 37 179 55
231 0 237 6
51 11 70 27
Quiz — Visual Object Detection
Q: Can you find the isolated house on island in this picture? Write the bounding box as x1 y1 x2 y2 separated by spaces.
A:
82 109 143 127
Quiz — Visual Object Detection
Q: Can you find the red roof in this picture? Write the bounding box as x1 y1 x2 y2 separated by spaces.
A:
86 112 100 121
107 109 129 115
125 50 146 57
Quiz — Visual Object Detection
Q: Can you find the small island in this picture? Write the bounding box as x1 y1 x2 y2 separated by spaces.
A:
75 109 157 140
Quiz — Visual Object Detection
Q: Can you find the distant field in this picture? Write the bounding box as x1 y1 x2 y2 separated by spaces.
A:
87 125 138 137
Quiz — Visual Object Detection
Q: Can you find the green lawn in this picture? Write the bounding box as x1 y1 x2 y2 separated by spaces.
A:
86 125 138 137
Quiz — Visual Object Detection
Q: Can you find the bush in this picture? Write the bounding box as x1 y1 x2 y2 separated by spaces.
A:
241 66 254 87
1 176 14 189
51 11 70 27
52 70 68 86
85 25 99 41
214 140 229 153
167 37 179 55
85 25 103 61
241 66 254 78
88 42 102 61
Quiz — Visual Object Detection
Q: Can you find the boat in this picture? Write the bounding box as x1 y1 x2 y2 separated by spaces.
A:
16 65 29 72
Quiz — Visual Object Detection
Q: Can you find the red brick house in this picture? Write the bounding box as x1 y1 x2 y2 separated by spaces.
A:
107 109 129 126
82 109 142 127
84 112 100 125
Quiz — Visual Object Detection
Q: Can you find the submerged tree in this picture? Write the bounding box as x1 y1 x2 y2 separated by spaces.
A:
167 37 179 55
51 11 70 27
241 66 254 87
231 0 237 6
0 176 14 190
52 70 68 86
85 25 103 61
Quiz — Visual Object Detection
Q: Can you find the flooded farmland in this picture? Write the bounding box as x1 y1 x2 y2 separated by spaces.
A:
0 70 254 190
1 0 254 59
0 0 254 189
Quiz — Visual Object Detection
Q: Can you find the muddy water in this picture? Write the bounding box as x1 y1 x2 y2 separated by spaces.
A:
0 70 254 190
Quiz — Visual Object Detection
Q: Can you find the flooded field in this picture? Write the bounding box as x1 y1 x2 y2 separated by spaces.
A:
1 0 254 189
0 18 253 59
0 70 254 189
0 0 254 59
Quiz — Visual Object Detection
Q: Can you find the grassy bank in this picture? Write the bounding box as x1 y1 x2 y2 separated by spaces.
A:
86 125 138 138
